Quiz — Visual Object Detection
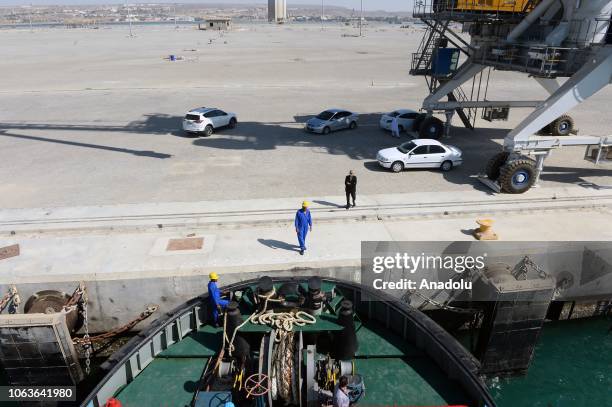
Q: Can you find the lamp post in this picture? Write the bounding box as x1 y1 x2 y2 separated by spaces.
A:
359 0 363 37
321 0 324 30
125 0 134 37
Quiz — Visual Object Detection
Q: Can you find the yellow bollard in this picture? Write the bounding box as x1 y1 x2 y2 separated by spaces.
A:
473 219 499 241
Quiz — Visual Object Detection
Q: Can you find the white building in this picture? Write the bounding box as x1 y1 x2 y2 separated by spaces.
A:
268 0 286 23
199 18 231 31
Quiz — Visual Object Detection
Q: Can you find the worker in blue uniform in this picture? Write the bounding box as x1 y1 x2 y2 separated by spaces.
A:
208 272 229 325
294 201 313 256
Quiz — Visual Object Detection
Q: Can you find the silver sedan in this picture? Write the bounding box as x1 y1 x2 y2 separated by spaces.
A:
304 109 359 134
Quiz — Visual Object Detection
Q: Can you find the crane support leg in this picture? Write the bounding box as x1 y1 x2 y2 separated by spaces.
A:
444 110 455 138
533 153 550 186
505 46 612 150
533 77 561 95
423 62 485 109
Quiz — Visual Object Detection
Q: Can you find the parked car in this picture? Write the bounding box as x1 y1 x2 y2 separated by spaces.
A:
305 109 359 134
376 139 463 172
379 109 422 133
182 107 237 137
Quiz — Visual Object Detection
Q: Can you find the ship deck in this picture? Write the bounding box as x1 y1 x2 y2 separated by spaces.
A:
114 283 470 406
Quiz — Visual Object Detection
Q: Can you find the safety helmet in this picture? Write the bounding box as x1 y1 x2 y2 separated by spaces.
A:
209 272 219 281
105 399 122 407
302 201 310 208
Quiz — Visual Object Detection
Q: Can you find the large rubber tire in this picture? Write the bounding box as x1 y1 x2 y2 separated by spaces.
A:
391 161 404 173
203 125 214 137
229 118 237 129
412 113 426 132
550 115 574 137
418 116 444 139
323 127 331 135
349 121 357 130
485 151 510 181
498 159 537 194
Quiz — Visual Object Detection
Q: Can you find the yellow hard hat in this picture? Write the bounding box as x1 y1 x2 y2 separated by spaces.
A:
302 201 310 208
209 272 219 280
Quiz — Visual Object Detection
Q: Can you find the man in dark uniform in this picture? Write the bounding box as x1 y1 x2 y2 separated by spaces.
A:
345 170 357 209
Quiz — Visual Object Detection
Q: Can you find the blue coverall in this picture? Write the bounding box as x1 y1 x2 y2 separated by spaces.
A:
294 209 312 251
208 280 229 324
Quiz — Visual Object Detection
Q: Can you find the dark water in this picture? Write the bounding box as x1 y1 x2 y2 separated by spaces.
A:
489 317 612 407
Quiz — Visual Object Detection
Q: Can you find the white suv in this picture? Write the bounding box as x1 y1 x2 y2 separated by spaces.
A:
182 107 237 137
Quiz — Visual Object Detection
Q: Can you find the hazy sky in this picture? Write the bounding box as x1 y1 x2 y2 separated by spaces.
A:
0 0 413 12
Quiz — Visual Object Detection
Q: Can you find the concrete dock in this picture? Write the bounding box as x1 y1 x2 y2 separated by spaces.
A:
1 186 611 331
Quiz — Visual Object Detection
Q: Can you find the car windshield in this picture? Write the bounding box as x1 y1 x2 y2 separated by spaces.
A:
388 111 400 117
397 141 417 154
185 114 200 121
316 111 335 120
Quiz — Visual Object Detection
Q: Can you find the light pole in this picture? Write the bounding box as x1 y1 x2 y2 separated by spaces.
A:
321 0 324 30
28 3 33 32
359 0 363 37
125 0 134 37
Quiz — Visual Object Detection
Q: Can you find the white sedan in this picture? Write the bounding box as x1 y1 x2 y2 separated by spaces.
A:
379 109 422 133
182 107 237 137
377 139 463 172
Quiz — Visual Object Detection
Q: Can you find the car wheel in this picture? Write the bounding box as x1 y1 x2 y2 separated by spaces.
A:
323 127 331 135
440 160 453 172
228 118 237 129
391 161 404 173
349 121 357 130
203 125 214 137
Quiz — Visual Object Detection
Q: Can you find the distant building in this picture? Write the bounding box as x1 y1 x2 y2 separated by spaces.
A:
268 0 287 23
199 18 231 31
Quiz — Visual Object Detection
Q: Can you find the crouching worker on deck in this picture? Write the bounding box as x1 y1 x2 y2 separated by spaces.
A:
208 272 229 326
333 376 350 407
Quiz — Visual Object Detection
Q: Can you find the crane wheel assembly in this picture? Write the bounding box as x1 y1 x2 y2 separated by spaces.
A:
498 158 537 194
485 151 511 181
418 116 444 139
549 115 575 137
410 0 612 194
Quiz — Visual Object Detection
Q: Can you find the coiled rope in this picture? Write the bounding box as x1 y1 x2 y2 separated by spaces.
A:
220 288 317 404
223 288 316 354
